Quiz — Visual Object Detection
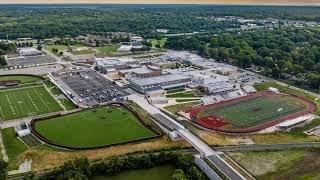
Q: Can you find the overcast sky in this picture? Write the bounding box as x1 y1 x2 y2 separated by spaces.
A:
0 0 319 6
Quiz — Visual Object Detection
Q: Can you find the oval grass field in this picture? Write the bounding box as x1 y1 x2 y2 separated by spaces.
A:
33 106 157 148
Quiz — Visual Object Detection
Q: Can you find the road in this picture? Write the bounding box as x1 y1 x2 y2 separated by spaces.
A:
128 94 246 180
0 65 64 76
207 154 244 180
214 142 320 152
0 111 63 129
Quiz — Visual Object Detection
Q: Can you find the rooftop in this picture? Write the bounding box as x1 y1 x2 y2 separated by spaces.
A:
95 57 137 67
130 74 190 87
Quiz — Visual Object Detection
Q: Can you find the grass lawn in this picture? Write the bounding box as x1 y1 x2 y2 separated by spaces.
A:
0 86 63 120
45 83 78 110
166 91 203 98
1 128 28 160
254 82 315 100
198 95 306 129
229 149 320 180
34 106 157 148
60 98 78 110
44 45 68 52
97 45 119 56
92 165 174 180
166 88 185 94
176 99 200 103
20 135 41 148
0 75 42 84
148 38 167 48
164 101 200 114
44 44 85 53
71 49 96 55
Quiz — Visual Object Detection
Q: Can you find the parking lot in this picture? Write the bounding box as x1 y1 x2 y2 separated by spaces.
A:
6 55 56 66
55 69 126 107
229 72 267 86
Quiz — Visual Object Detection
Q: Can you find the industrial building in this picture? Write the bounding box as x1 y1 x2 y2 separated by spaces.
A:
190 73 229 88
119 65 162 78
95 57 139 73
129 74 191 93
17 47 42 56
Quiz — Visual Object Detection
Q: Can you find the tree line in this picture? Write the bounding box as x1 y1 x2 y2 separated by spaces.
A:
0 43 17 67
21 152 208 180
2 5 319 40
165 26 320 90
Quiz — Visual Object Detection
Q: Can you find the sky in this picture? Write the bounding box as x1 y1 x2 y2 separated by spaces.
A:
0 0 319 5
0 0 320 6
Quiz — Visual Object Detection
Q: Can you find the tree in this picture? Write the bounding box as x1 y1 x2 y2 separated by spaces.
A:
302 59 315 71
271 68 281 78
37 45 42 51
307 73 320 89
217 48 229 61
51 48 59 54
258 47 270 57
277 60 286 70
172 169 188 180
264 56 275 68
284 61 293 73
313 63 320 73
187 166 203 180
238 54 252 68
198 45 209 58
0 56 7 66
208 48 218 59
210 37 219 47
105 157 123 176
292 64 304 74
0 160 8 180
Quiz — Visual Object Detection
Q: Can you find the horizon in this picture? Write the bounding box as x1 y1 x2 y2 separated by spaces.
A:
0 1 319 6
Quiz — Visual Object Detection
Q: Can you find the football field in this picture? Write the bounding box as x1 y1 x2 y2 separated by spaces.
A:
33 106 158 148
197 95 307 129
0 86 63 121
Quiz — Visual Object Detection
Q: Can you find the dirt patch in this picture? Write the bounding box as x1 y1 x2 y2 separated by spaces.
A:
229 150 306 177
262 150 320 180
227 138 254 145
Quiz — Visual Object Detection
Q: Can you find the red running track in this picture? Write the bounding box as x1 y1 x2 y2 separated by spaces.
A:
187 92 317 134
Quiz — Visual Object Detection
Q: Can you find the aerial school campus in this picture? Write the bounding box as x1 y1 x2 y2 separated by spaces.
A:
0 4 320 180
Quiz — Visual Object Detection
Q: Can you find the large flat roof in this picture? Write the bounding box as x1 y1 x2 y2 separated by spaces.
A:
95 57 137 67
131 74 190 87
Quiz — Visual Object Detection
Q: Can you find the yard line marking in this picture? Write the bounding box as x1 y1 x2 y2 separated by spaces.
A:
32 87 53 113
0 101 5 121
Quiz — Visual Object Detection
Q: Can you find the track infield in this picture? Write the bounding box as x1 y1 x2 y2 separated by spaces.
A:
188 92 316 133
0 86 63 121
32 105 158 149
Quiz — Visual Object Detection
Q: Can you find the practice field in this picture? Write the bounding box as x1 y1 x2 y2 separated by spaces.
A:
0 86 63 120
190 92 316 132
33 106 157 148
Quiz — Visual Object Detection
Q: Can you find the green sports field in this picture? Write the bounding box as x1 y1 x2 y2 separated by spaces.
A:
198 95 307 129
0 86 63 120
34 106 157 148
